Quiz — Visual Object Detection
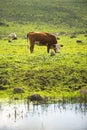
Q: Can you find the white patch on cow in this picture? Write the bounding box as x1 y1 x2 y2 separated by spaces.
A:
55 44 61 53
50 44 61 53
35 41 40 45
35 41 44 46
50 50 55 56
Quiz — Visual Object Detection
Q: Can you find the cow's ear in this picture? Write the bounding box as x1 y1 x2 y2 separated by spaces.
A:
60 44 63 47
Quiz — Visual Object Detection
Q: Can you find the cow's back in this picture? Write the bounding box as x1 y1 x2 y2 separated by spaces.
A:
45 33 57 44
27 32 57 45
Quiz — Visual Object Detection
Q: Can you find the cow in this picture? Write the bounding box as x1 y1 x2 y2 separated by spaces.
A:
7 32 17 42
27 32 63 53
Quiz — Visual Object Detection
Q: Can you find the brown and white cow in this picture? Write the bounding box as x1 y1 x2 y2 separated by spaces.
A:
27 32 63 53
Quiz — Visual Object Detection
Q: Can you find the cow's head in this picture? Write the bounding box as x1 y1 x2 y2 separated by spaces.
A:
52 44 63 53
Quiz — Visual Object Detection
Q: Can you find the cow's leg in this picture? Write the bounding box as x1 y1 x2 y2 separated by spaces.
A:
47 45 50 53
30 44 34 53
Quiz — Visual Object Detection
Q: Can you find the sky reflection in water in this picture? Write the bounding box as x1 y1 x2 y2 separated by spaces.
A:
0 100 87 130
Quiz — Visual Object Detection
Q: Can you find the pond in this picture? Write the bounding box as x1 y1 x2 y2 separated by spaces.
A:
0 100 87 130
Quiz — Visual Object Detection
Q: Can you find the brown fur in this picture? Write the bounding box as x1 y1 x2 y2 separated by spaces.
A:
27 32 58 53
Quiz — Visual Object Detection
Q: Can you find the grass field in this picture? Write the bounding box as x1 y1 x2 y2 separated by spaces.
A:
0 34 87 100
0 0 87 37
0 0 87 101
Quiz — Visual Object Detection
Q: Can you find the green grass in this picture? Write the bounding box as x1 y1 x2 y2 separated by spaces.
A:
0 0 87 101
0 34 87 100
0 0 87 37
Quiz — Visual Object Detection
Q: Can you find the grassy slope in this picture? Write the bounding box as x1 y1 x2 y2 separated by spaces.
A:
0 0 87 100
0 0 87 37
0 34 87 99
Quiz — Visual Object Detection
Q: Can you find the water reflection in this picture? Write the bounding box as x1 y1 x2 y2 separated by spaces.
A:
0 100 87 130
